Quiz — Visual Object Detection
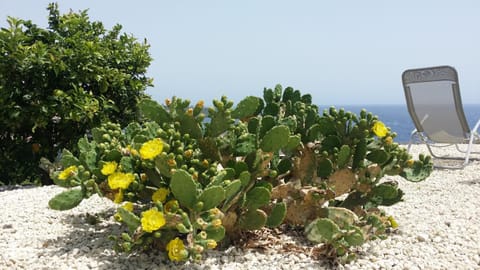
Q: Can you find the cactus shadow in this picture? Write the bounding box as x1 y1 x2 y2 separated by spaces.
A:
45 212 333 269
458 178 480 185
42 208 164 269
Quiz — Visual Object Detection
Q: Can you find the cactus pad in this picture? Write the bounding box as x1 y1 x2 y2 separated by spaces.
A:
48 189 84 211
170 169 198 209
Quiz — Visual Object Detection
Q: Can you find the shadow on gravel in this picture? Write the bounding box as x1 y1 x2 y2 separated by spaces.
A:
43 209 216 269
458 178 480 185
45 210 334 270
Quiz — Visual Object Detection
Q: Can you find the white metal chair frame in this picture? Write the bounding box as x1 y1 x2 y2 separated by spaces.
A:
402 65 480 169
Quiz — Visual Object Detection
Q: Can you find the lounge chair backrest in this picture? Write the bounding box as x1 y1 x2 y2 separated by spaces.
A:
402 65 470 143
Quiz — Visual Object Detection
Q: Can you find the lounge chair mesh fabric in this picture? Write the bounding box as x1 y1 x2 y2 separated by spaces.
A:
402 65 480 168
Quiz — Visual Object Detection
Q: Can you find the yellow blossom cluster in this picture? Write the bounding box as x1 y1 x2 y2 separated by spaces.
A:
152 188 170 203
166 237 188 262
139 138 164 160
58 165 78 180
141 208 166 233
372 121 388 138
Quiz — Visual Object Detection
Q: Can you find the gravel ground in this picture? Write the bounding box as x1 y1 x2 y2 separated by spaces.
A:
1 144 479 270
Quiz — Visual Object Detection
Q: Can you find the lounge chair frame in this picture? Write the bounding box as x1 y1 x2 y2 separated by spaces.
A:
402 65 480 169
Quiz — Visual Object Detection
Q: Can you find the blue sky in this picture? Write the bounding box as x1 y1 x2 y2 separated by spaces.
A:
1 1 479 105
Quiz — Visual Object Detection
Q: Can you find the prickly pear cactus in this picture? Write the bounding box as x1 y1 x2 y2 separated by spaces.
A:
47 84 433 263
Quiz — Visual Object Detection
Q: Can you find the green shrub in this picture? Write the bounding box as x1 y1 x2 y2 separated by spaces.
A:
0 3 152 185
48 85 433 262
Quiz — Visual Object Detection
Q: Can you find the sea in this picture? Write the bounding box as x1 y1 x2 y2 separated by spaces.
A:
318 104 480 143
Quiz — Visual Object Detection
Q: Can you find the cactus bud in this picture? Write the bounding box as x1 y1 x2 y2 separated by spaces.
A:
195 201 204 212
165 98 171 106
196 100 204 108
406 159 414 167
198 231 208 240
102 134 111 141
121 232 132 242
184 149 193 159
85 179 95 187
196 218 207 229
194 254 202 261
385 136 393 145
176 223 189 233
202 159 209 168
206 239 217 249
167 159 177 168
154 232 162 238
211 218 222 228
193 244 204 254
122 242 132 252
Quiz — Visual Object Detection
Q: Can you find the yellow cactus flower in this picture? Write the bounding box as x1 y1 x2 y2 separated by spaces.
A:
108 172 135 190
114 189 124 203
388 216 399 229
114 202 134 221
58 165 78 180
372 121 388 138
206 239 217 249
164 200 179 213
101 161 118 175
139 138 164 160
141 208 166 233
165 98 171 106
166 237 188 262
122 202 134 212
186 108 193 116
152 188 170 203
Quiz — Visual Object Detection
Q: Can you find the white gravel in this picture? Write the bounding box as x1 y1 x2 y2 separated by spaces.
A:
1 144 479 270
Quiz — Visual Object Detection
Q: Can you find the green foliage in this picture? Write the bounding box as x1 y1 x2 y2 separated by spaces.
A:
0 3 152 185
47 84 433 263
48 188 84 210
